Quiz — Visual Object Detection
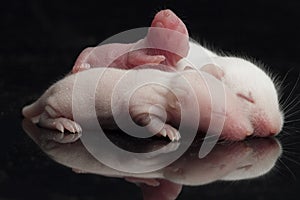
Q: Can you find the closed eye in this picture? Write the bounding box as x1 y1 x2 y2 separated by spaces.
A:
237 92 255 104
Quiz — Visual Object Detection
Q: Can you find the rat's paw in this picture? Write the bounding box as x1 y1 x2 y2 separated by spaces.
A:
158 124 181 142
127 50 166 67
72 63 91 73
51 118 82 134
39 113 82 134
51 131 82 143
135 112 180 141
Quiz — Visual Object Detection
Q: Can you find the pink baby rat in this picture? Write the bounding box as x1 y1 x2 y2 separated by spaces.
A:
72 9 189 73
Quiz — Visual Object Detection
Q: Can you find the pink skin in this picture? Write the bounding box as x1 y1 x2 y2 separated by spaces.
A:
72 9 189 73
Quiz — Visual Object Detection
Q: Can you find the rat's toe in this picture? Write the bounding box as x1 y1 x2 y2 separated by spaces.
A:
39 113 83 135
163 124 181 141
55 118 82 134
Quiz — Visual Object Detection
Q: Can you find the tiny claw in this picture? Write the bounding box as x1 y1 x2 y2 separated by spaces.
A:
154 22 164 28
176 131 181 141
56 123 64 133
68 125 75 133
81 63 91 70
161 129 167 137
169 132 175 142
74 123 82 133
246 131 253 136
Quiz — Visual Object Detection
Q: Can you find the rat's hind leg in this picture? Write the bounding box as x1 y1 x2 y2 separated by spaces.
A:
38 105 82 134
127 9 189 68
128 79 183 141
135 111 181 141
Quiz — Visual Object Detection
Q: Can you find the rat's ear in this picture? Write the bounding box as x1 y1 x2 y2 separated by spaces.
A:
200 64 224 80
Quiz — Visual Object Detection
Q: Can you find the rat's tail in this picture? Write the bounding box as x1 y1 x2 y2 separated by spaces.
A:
22 99 44 119
22 88 51 121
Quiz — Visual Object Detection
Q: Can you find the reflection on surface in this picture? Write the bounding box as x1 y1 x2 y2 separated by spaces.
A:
22 119 282 200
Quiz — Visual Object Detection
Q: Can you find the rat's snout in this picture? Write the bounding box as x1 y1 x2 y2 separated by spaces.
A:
267 118 283 136
269 112 284 136
253 112 283 137
272 111 284 135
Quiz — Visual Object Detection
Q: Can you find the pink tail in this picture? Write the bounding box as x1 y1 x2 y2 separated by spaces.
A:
22 89 50 121
22 99 44 119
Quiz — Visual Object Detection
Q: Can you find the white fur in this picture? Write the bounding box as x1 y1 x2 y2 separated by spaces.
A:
176 41 284 135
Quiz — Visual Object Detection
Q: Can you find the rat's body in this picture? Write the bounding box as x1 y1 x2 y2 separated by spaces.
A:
22 67 256 141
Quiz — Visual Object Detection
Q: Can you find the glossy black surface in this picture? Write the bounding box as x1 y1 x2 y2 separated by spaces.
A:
1 0 300 199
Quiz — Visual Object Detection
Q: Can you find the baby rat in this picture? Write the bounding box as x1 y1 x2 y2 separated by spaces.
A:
22 66 254 141
176 41 284 137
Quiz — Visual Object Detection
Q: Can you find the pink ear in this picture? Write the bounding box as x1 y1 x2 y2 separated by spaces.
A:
200 64 224 80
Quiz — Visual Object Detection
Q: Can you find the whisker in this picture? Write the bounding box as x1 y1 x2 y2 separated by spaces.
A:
281 74 300 110
282 94 300 113
279 129 289 135
284 119 300 124
282 155 300 166
279 68 293 89
279 89 289 105
284 127 300 133
283 96 300 116
282 149 300 154
284 109 300 119
280 129 294 135
277 158 297 180
278 130 300 139
282 142 300 147
281 130 300 135
273 161 289 179
278 68 293 92
283 124 299 129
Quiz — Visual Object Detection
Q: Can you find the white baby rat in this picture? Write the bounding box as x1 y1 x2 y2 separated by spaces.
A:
177 41 284 137
22 66 256 141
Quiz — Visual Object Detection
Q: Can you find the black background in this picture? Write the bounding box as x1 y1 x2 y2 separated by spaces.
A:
1 0 300 199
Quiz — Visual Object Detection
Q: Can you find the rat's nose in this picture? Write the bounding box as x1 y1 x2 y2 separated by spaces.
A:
253 112 283 137
269 114 284 136
272 111 284 135
269 124 282 136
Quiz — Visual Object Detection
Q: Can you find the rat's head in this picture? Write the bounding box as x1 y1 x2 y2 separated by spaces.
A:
201 57 284 137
